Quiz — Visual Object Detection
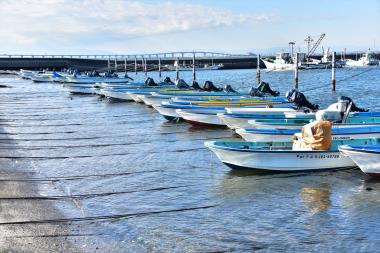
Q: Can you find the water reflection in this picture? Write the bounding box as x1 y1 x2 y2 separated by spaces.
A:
301 184 331 214
358 176 380 192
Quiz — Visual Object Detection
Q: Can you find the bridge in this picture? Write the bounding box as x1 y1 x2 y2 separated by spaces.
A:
0 51 378 71
0 51 257 71
0 51 253 60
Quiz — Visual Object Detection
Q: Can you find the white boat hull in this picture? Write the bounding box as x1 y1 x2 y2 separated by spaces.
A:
31 76 53 82
176 109 225 126
345 59 379 67
65 85 95 94
127 93 144 103
153 105 179 120
339 147 380 176
262 59 294 71
101 90 134 101
64 77 131 84
138 95 170 107
218 114 256 129
206 144 354 171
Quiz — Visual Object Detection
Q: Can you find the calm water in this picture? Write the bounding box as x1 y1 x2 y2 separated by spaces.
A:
1 67 380 252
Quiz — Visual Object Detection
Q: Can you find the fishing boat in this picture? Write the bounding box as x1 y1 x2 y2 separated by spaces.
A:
219 92 373 129
262 53 296 71
127 91 155 103
101 86 180 101
236 125 380 142
137 94 174 106
248 116 380 130
165 60 224 71
345 51 379 67
205 138 380 171
339 145 380 176
64 82 131 94
18 69 42 79
218 108 304 129
176 103 293 126
63 75 133 84
154 99 291 121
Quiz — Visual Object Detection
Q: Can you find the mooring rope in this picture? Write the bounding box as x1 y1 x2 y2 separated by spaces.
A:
0 184 199 200
0 205 218 225
301 67 377 93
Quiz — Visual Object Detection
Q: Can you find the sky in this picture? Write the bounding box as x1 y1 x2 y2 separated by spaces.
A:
0 0 379 55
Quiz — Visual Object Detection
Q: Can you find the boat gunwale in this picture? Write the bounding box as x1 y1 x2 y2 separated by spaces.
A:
339 145 380 154
205 141 341 153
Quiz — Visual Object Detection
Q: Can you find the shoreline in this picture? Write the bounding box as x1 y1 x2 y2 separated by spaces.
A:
0 90 85 252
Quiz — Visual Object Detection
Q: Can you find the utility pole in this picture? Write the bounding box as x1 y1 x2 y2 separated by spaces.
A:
256 54 261 85
294 53 299 90
289 42 295 60
134 57 137 75
304 35 313 58
124 58 127 75
158 57 162 80
192 52 196 82
144 57 147 76
175 58 179 82
332 51 336 92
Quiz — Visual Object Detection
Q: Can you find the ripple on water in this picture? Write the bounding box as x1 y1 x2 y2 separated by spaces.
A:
1 69 380 251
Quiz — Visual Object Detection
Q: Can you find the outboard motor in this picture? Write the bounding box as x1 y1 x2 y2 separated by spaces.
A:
203 81 223 91
249 87 265 97
316 96 368 123
163 77 174 85
338 96 368 112
94 70 101 77
191 81 203 90
176 79 190 89
145 77 158 86
224 84 237 93
124 73 134 80
104 70 110 78
257 81 280 96
286 89 319 111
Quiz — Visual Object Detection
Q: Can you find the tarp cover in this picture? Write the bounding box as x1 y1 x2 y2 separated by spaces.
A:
292 120 332 150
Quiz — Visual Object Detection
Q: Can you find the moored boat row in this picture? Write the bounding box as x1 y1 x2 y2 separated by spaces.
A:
15 68 380 177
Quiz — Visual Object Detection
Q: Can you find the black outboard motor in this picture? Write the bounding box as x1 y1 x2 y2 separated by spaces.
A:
72 69 79 77
339 96 368 112
257 81 280 96
249 87 265 97
224 84 237 93
94 70 101 77
286 89 319 111
104 70 112 78
163 77 174 85
191 81 203 90
203 81 223 91
124 73 134 80
176 79 190 89
145 77 158 86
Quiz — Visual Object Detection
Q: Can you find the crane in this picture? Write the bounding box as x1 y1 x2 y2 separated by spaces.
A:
305 33 326 58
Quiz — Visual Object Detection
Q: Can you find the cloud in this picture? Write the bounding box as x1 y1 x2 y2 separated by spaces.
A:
0 0 277 50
